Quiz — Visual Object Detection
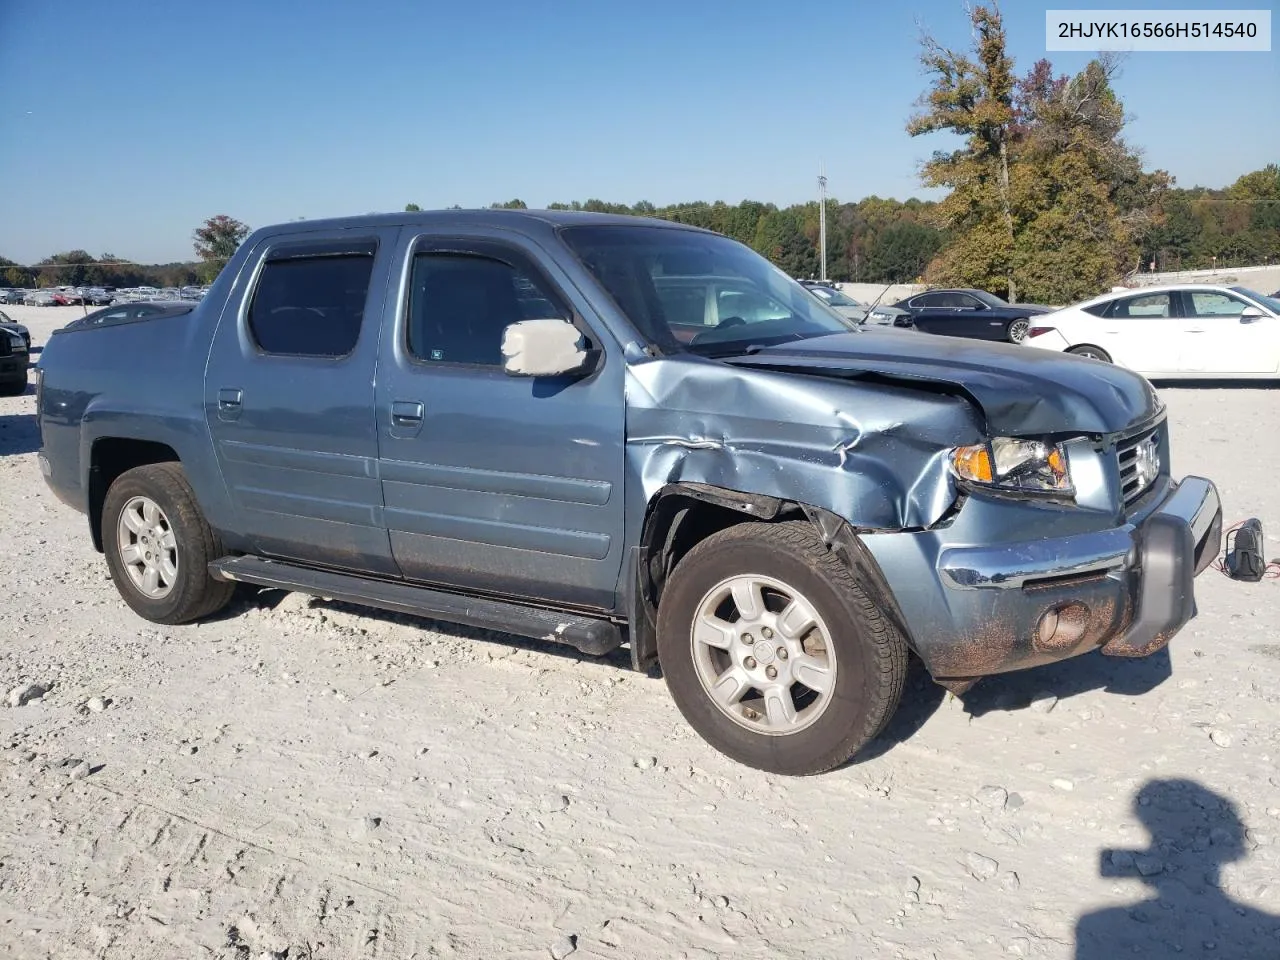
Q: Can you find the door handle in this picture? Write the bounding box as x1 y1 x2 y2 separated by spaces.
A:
218 388 243 409
391 400 424 426
1186 328 1206 333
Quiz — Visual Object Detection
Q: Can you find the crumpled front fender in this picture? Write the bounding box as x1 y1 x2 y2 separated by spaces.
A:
625 355 983 532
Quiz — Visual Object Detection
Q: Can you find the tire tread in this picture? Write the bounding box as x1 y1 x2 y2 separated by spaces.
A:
102 462 234 624
659 520 909 775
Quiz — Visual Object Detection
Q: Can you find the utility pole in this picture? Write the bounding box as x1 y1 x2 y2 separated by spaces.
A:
817 165 828 281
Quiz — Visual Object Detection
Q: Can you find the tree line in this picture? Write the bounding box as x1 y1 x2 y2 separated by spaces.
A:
0 215 251 290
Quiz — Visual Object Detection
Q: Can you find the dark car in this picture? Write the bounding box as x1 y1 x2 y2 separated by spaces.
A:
0 309 31 350
0 327 30 395
893 288 1054 344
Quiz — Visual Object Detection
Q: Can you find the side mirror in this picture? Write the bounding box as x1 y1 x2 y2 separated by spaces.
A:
501 317 594 377
1239 306 1265 323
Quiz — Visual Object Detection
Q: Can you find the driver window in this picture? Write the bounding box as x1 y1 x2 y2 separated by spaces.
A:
954 294 984 309
407 253 570 366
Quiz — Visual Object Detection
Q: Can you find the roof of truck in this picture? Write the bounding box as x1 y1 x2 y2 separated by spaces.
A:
253 208 710 236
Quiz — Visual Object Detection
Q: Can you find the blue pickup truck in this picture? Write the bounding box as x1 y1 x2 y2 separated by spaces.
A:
35 210 1223 774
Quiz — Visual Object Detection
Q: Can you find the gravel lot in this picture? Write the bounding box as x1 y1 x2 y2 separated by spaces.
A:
2 305 1279 959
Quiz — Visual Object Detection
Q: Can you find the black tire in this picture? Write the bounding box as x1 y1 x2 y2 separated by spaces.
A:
1006 318 1031 344
0 375 26 396
657 521 908 775
1067 344 1112 363
102 462 235 624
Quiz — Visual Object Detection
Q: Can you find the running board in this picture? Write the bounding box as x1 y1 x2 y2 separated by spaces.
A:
208 556 624 657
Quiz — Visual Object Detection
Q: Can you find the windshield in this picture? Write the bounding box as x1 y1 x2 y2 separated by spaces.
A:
971 290 1008 307
809 287 861 308
559 225 856 356
1230 286 1280 314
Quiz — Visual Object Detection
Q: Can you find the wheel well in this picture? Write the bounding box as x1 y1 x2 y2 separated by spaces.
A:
88 438 180 551
628 484 916 672
1068 343 1113 362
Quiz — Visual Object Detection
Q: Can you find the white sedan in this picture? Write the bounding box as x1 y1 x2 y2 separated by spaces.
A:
1025 284 1280 379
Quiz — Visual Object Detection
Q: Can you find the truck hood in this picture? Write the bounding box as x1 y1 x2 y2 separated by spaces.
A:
722 331 1160 436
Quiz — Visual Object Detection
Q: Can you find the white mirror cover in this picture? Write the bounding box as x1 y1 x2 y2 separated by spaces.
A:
501 318 587 376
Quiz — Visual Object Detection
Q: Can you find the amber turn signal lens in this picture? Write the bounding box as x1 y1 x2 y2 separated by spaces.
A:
952 444 994 483
1046 447 1067 481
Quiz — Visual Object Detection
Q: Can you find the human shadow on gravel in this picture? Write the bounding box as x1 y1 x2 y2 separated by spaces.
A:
0 411 40 455
236 587 635 670
1076 779 1280 958
959 644 1172 718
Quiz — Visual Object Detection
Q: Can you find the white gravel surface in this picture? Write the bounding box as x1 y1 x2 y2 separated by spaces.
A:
2 306 1279 959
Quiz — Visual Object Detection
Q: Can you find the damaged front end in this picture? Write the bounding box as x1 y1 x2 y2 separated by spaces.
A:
621 342 1221 687
621 349 986 672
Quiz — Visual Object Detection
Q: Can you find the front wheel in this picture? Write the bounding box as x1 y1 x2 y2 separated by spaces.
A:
1007 318 1030 343
657 522 908 775
102 462 235 624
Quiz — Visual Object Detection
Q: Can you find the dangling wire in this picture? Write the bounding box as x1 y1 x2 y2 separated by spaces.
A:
1211 520 1280 579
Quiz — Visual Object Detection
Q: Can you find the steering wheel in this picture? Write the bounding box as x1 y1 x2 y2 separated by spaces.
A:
689 316 746 346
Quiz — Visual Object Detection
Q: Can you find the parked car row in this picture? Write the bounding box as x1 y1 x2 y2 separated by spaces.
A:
1025 284 1280 379
111 285 209 304
0 284 209 307
797 277 1280 379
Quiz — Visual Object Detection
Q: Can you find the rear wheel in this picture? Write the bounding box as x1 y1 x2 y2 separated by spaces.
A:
102 463 235 624
657 521 908 775
1007 318 1031 343
1068 344 1112 363
0 374 26 396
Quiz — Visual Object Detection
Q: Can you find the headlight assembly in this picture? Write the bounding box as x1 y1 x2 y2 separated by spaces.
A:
950 437 1073 496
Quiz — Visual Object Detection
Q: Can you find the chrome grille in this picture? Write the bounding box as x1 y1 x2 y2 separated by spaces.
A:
1117 425 1161 507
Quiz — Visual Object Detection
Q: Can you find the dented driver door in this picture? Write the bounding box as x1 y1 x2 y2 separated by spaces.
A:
373 231 628 611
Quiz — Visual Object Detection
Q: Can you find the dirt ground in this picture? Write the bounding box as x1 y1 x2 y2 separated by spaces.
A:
2 305 1278 960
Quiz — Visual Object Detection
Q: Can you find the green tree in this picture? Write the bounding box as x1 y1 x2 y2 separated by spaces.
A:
36 250 97 287
0 257 34 287
192 215 251 263
908 4 1018 299
490 199 528 209
1010 57 1153 301
865 221 944 282
404 202 422 212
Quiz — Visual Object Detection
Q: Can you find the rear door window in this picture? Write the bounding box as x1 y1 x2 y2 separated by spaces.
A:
247 243 376 357
1106 292 1175 319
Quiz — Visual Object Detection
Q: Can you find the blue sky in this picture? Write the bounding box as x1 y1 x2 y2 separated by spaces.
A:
1 0 1276 264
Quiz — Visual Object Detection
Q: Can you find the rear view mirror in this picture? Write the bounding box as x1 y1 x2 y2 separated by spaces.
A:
501 317 594 377
1239 306 1265 323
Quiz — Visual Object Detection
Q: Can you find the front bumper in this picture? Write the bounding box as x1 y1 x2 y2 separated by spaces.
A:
863 476 1223 680
0 357 27 383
